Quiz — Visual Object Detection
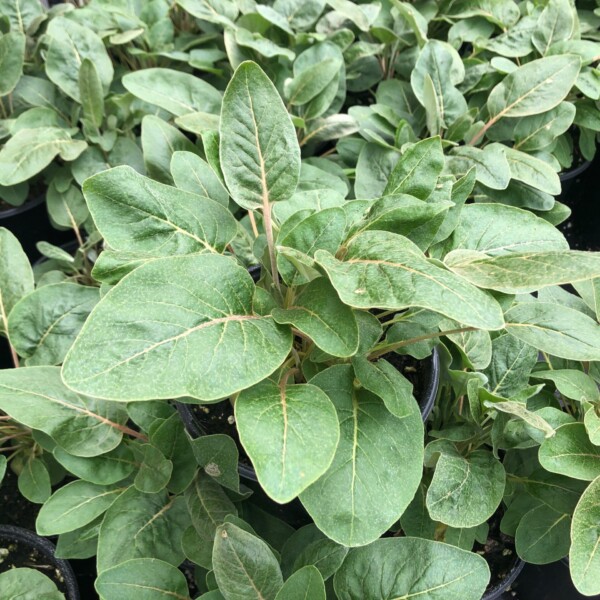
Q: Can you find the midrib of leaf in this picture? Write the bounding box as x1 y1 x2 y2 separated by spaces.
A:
491 342 529 395
279 384 289 488
48 487 122 523
225 533 267 600
193 476 222 526
4 138 68 181
521 511 569 554
100 582 189 600
135 496 175 539
391 569 476 599
132 81 195 114
350 390 359 541
428 455 471 508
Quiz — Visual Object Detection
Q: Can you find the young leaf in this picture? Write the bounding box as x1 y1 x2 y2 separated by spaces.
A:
300 365 424 547
37 480 123 535
275 566 325 600
383 136 444 199
539 423 600 481
96 558 191 600
315 231 505 330
62 255 292 401
0 227 33 335
570 476 600 596
134 444 173 494
236 380 340 503
189 434 241 493
0 367 128 457
0 32 25 96
505 302 600 361
8 283 99 366
83 166 236 256
333 537 490 600
79 58 104 130
487 55 581 119
18 457 51 504
213 522 284 600
123 68 222 117
220 61 300 210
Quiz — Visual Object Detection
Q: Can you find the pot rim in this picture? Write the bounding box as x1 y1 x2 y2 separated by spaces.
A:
560 159 592 183
0 524 80 600
482 556 525 600
0 195 45 220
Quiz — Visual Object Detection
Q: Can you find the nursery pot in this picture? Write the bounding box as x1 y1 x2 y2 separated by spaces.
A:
0 524 80 599
558 159 592 202
0 195 75 261
482 556 524 600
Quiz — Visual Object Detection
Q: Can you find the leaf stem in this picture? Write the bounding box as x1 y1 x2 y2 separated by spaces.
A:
248 210 259 238
262 202 281 292
369 326 478 359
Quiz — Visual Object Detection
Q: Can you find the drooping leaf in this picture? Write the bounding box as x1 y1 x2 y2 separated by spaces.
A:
0 367 127 457
213 522 284 600
315 231 504 330
570 475 600 596
300 365 424 546
333 537 490 600
123 68 222 117
83 166 236 256
62 255 292 401
95 558 190 600
8 283 99 366
236 380 339 503
220 61 300 210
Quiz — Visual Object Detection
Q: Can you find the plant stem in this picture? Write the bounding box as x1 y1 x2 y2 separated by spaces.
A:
369 326 478 359
248 210 259 238
262 201 281 292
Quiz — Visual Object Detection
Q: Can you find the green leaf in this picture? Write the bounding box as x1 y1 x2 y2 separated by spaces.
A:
449 145 510 190
174 0 238 27
0 366 127 457
315 231 505 330
0 0 43 33
62 255 292 401
0 32 25 96
410 41 467 128
275 566 325 600
383 137 444 199
37 480 123 536
53 445 135 485
426 445 505 527
213 522 284 600
354 144 398 200
439 203 568 256
142 115 200 184
539 423 600 481
272 278 359 357
236 380 339 503
8 283 99 366
445 251 600 294
505 301 600 361
570 475 600 596
0 568 63 600
123 68 221 117
273 0 325 29
83 166 236 256
0 128 86 186
134 444 173 493
515 504 571 564
533 370 600 403
96 558 190 600
300 365 424 546
97 487 189 571
333 537 490 600
501 146 561 195
220 61 300 210
184 471 237 569
532 0 577 56
487 55 581 119
79 58 104 130
190 434 241 493
291 538 347 581
512 102 576 151
286 58 342 106
45 17 113 102
18 457 51 504
352 356 415 419
171 151 229 207
0 227 33 335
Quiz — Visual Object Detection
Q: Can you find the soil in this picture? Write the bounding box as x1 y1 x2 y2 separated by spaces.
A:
0 531 71 596
0 468 39 531
475 511 522 599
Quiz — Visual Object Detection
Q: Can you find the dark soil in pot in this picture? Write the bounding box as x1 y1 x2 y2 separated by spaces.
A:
0 468 39 531
0 196 75 261
0 525 79 599
477 511 524 600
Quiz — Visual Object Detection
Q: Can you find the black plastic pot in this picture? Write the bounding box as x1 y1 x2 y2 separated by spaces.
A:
0 525 80 599
0 195 75 261
482 557 525 600
558 159 592 201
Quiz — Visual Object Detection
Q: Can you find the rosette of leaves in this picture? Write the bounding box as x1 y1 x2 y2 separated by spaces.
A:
54 60 600 555
344 0 599 216
0 3 145 238
407 271 600 596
